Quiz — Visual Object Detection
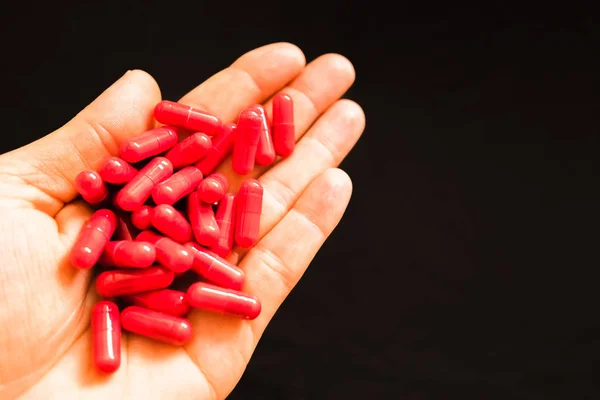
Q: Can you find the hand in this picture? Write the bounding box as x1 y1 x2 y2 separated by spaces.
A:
0 43 365 399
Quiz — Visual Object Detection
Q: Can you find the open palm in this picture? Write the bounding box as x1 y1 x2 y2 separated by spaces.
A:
0 43 365 399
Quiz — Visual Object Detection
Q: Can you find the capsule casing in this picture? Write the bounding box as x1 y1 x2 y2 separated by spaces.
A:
121 306 193 345
92 301 121 373
187 282 261 320
119 127 179 163
235 179 263 248
70 209 117 269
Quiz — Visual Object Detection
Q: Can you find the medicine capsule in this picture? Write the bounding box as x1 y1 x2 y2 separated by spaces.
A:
151 204 193 243
92 301 121 373
154 100 222 136
187 282 261 320
98 240 156 268
187 191 219 246
152 166 203 205
211 193 236 258
124 289 190 317
195 123 238 175
197 173 228 204
121 306 193 346
119 127 179 163
185 242 245 290
131 205 153 230
165 132 212 169
70 209 117 269
272 93 295 157
98 157 138 184
96 266 174 297
135 230 193 273
115 157 173 211
235 179 263 248
252 104 276 166
232 109 262 175
75 170 108 204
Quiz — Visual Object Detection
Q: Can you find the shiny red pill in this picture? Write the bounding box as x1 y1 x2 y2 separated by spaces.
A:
98 240 156 268
154 100 222 136
75 170 108 204
165 132 212 169
235 179 263 248
96 266 174 297
187 191 219 246
197 172 228 204
187 282 261 320
272 93 295 157
119 127 179 163
70 209 117 269
232 109 262 175
131 205 153 230
211 193 236 258
121 306 193 346
135 230 193 273
195 123 238 175
185 242 244 290
151 204 193 243
92 301 121 373
124 289 190 317
152 166 203 205
115 157 173 211
252 104 276 166
97 157 138 184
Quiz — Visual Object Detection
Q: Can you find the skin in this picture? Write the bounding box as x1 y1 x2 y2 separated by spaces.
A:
0 43 365 399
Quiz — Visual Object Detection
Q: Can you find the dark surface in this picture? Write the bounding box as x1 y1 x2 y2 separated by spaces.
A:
1 3 599 399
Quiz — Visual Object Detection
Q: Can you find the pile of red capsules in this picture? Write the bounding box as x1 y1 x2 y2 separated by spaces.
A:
70 94 295 373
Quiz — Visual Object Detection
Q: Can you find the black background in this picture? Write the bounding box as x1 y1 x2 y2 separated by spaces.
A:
2 3 599 399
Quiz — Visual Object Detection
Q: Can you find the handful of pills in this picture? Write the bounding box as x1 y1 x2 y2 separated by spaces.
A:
70 95 295 373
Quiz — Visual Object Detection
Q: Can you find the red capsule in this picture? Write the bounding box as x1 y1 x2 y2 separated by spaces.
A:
152 166 203 205
185 242 245 290
187 282 261 319
70 209 117 269
135 230 193 273
235 179 263 248
96 266 174 297
197 173 228 204
211 193 236 257
187 191 219 246
164 132 212 169
75 170 108 204
115 157 173 211
154 100 222 136
97 157 138 184
151 204 193 243
272 93 295 157
124 289 190 317
252 105 276 166
121 306 192 345
131 205 154 230
232 109 262 175
98 241 156 268
195 123 238 175
92 301 121 373
119 127 179 163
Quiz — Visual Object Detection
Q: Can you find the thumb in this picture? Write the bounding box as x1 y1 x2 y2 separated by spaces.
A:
1 69 161 214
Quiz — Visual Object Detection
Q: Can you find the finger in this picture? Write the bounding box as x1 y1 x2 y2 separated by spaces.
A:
184 168 352 398
1 70 160 214
217 53 357 188
179 42 306 123
230 99 365 262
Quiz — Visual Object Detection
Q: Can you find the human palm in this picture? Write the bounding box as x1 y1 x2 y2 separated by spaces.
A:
0 43 365 399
